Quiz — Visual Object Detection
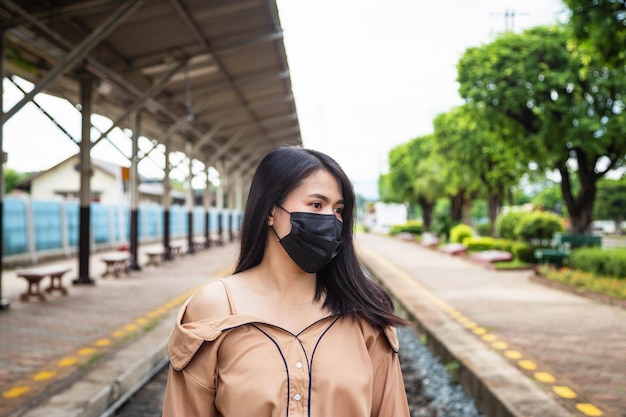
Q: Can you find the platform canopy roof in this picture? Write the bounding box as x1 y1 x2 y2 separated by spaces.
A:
0 0 301 177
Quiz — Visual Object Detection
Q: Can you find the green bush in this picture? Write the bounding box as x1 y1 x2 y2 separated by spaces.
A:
476 222 492 237
570 248 626 279
450 224 473 244
512 241 536 263
492 239 515 253
463 236 495 251
389 220 423 235
515 211 565 243
496 211 530 240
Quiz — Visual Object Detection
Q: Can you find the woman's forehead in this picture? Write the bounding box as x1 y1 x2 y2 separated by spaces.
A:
291 170 343 199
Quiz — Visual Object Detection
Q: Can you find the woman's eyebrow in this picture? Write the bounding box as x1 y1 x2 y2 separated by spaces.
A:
307 193 344 204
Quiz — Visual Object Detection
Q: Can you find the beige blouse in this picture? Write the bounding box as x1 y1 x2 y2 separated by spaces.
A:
162 281 410 417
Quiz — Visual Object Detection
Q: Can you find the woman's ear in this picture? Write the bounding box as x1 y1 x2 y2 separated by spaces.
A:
267 212 274 227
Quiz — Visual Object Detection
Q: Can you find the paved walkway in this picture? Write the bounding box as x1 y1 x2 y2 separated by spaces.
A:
0 240 239 417
0 233 624 417
357 233 625 417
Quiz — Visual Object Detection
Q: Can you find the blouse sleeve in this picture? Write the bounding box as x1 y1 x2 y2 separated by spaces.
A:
162 364 218 417
370 327 411 417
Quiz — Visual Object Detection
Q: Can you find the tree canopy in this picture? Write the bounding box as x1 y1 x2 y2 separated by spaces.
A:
564 0 626 67
457 25 626 232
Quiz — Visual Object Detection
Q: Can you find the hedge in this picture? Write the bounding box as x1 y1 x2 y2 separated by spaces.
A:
389 220 423 235
570 248 626 279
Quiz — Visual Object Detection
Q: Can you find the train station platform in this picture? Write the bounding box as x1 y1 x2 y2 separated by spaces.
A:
358 233 625 417
0 233 624 417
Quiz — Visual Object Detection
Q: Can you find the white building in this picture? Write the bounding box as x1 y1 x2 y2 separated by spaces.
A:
16 154 185 205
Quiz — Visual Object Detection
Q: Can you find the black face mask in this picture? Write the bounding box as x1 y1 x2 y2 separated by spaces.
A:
272 206 343 273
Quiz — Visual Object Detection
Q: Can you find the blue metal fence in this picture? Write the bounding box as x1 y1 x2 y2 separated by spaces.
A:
1 196 240 262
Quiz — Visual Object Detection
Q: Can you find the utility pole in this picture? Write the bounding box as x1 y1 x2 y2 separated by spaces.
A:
492 9 529 33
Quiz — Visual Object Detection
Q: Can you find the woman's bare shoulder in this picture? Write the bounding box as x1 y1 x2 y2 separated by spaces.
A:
183 279 232 323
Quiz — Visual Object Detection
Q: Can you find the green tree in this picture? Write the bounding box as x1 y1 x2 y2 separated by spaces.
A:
4 168 28 194
457 25 626 233
432 105 525 234
564 0 626 67
532 183 566 215
379 135 444 231
594 177 626 234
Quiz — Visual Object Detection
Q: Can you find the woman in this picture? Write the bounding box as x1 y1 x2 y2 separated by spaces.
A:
162 146 410 417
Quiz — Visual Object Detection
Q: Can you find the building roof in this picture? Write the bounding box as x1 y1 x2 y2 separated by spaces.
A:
2 0 301 180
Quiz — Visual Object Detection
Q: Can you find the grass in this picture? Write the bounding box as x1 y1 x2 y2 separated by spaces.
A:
493 259 534 270
537 265 626 300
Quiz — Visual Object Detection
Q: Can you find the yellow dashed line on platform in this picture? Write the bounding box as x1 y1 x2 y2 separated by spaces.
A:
481 334 497 342
518 360 537 371
78 347 97 355
58 357 78 367
95 339 112 347
1 268 233 404
33 371 56 381
535 372 556 383
504 350 523 360
576 404 604 416
3 386 30 399
554 385 578 399
358 245 607 417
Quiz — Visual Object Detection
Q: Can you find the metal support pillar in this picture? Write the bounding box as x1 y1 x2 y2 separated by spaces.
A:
129 112 141 271
73 74 95 285
216 160 225 245
163 140 172 260
203 165 211 248
186 141 194 254
0 29 9 309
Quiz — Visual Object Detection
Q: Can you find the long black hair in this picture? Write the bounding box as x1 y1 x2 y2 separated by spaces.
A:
234 146 407 329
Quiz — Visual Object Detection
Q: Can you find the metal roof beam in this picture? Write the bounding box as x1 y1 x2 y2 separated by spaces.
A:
215 113 297 138
194 95 294 125
1 1 209 147
206 130 245 165
122 31 283 75
0 0 143 123
169 0 273 143
166 69 289 104
156 94 215 143
92 58 189 148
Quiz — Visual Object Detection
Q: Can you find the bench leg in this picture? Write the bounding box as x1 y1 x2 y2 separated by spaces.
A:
45 274 69 295
102 262 114 278
112 261 130 277
21 279 46 302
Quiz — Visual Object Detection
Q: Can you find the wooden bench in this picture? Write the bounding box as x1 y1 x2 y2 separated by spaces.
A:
100 253 130 278
192 238 207 251
170 244 183 257
16 266 71 301
145 248 166 266
535 233 602 268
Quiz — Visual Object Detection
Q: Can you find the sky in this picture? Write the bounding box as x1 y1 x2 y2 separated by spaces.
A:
2 0 568 198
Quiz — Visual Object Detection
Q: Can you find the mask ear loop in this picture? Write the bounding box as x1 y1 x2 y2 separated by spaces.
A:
270 225 282 241
269 205 285 241
269 205 290 241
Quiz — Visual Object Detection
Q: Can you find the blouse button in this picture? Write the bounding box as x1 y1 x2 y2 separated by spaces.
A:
296 361 303 369
294 393 302 401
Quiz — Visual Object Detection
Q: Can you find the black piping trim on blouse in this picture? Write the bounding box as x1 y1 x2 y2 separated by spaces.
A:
251 324 291 417
218 315 343 417
307 316 341 417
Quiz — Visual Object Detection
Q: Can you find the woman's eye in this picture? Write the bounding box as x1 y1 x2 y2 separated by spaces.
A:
334 207 344 214
312 202 322 209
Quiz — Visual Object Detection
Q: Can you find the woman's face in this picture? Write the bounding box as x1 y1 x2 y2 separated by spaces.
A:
271 169 344 238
